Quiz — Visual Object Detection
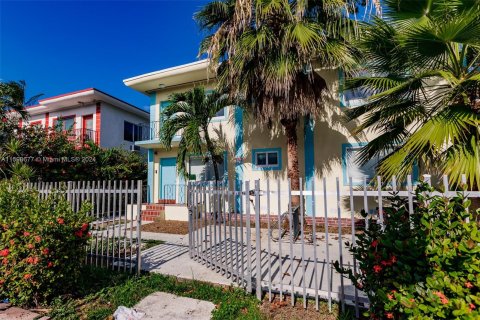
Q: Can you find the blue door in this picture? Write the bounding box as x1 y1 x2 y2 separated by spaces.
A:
160 157 177 200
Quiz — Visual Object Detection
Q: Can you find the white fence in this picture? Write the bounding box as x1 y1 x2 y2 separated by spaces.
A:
187 174 479 315
28 180 143 273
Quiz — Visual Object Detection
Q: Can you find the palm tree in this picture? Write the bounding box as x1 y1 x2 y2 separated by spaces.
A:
195 0 370 206
0 80 42 119
159 87 231 181
344 0 480 189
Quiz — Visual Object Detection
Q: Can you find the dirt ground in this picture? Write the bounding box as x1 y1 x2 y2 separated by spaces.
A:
260 294 342 320
140 218 361 236
141 220 190 234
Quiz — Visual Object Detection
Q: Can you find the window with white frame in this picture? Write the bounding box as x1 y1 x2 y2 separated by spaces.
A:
340 70 379 108
343 144 379 185
253 148 281 170
188 155 226 181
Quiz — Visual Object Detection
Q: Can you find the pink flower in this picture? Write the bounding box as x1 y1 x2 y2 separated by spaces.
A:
373 265 382 273
75 230 83 238
27 243 34 249
34 236 41 242
371 240 379 248
385 312 394 319
469 303 476 311
57 218 64 224
0 249 9 257
47 261 54 268
433 291 448 305
42 248 49 255
465 282 473 289
23 274 32 280
81 223 89 231
23 231 30 236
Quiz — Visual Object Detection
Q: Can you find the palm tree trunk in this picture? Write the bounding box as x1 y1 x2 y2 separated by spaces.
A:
281 117 301 237
281 117 300 204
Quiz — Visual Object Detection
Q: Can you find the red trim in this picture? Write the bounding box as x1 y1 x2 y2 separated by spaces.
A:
95 102 101 145
39 88 94 102
30 120 42 127
18 119 23 128
44 112 50 130
82 114 93 129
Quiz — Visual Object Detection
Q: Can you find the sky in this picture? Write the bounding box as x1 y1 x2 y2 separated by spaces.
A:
0 0 211 111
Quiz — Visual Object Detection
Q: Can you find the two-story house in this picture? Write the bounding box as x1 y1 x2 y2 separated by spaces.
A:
124 60 399 222
21 88 149 151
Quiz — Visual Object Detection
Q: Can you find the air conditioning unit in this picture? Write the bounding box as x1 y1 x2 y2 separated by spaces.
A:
130 145 141 152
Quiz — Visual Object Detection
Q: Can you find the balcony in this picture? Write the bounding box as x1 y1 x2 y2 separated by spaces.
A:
137 121 161 141
135 121 181 147
67 128 99 146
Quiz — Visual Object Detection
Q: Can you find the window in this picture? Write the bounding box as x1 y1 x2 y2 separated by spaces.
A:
342 143 379 185
124 121 143 142
214 108 225 118
53 116 75 130
252 148 281 170
188 153 227 181
124 121 134 141
339 70 375 108
343 143 420 185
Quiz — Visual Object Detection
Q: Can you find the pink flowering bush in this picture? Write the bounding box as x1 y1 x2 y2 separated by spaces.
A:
335 183 479 319
0 179 92 305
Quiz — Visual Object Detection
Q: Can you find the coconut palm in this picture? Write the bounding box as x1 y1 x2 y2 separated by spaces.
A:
0 80 42 119
159 87 231 181
195 0 373 205
344 0 480 188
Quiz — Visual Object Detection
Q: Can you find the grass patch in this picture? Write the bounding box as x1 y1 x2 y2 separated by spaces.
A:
48 266 264 320
47 266 356 320
142 239 165 250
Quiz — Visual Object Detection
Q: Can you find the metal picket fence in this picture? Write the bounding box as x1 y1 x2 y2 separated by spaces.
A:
163 184 187 204
27 180 143 273
187 174 480 315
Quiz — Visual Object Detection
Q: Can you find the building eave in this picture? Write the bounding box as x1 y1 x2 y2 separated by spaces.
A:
123 60 215 95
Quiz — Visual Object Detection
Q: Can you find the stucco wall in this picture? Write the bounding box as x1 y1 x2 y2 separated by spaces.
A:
99 102 149 150
147 69 379 217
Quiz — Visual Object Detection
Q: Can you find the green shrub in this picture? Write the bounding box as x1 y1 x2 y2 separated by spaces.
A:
336 183 480 319
0 179 92 306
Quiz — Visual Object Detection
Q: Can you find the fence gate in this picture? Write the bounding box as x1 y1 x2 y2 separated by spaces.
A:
30 180 143 273
187 175 480 315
